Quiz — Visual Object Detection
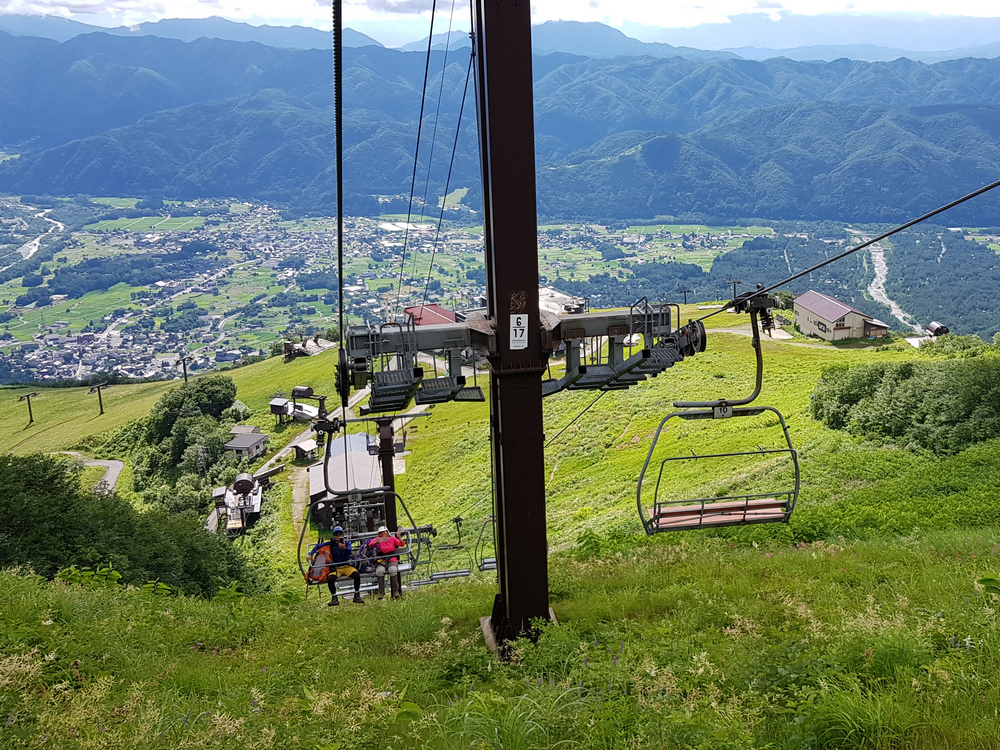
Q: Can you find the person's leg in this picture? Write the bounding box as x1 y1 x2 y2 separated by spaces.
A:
326 574 339 606
350 570 364 603
375 564 386 598
388 562 401 598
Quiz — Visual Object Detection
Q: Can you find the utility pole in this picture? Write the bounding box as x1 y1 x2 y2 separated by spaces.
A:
375 417 398 532
89 383 110 415
679 288 693 304
176 355 191 383
473 0 552 645
727 276 742 301
19 392 38 425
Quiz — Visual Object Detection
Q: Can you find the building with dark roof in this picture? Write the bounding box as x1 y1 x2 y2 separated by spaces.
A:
224 432 270 459
793 290 889 341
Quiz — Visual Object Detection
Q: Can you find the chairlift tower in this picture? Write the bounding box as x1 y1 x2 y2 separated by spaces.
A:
472 0 551 643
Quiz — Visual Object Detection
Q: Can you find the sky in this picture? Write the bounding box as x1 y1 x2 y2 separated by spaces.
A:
2 0 1000 46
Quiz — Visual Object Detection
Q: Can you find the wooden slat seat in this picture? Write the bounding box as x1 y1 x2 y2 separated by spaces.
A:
648 497 789 530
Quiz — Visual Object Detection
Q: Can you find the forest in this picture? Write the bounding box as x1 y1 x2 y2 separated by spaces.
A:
4 33 1000 221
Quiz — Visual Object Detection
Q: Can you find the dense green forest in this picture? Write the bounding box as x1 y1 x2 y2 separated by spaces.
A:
5 32 1000 221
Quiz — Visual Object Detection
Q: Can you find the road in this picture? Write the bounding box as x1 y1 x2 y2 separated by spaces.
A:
0 210 65 273
55 452 125 491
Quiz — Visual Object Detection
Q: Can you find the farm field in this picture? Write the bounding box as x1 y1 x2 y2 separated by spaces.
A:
85 215 207 232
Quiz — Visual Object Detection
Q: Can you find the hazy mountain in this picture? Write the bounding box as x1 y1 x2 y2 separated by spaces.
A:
638 12 1000 53
728 43 1000 64
0 13 381 50
399 21 735 61
397 30 471 52
5 32 1000 222
112 17 381 50
0 13 98 41
530 21 736 61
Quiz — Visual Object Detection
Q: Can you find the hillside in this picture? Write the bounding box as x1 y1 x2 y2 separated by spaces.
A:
0 346 341 455
4 322 1000 747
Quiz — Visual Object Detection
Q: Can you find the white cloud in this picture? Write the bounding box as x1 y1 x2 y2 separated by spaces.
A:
2 0 999 33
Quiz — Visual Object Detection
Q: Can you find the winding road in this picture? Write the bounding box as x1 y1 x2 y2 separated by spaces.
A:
55 452 125 492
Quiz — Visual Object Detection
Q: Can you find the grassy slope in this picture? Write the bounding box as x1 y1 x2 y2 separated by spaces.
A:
3 526 1000 749
0 348 340 456
7 322 1000 747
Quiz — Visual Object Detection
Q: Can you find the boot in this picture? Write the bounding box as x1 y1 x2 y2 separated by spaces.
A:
352 593 364 604
390 573 402 599
327 596 339 607
377 576 386 600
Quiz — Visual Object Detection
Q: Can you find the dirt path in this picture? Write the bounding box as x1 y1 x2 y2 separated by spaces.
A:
710 326 830 349
54 451 124 491
867 242 923 333
289 464 309 534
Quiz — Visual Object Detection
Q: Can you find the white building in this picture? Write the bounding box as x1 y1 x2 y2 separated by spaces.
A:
793 290 889 341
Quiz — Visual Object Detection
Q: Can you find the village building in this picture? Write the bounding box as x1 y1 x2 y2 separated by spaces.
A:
404 304 456 326
224 432 270 459
793 290 890 341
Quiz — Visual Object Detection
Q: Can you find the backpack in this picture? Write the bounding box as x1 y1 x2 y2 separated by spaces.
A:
306 544 334 584
356 541 376 574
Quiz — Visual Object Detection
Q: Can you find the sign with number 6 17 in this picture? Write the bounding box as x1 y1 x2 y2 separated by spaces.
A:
510 314 528 350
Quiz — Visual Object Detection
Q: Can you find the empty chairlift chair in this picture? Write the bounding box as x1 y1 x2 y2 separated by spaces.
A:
636 293 799 534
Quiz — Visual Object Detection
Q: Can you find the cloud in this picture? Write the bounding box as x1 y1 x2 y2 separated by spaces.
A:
348 0 435 14
0 0 166 17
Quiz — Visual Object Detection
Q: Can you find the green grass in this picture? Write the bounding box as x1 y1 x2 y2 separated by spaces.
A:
84 216 206 232
91 197 139 208
0 347 341 456
6 318 1000 747
441 187 470 208
3 525 1000 749
0 381 176 455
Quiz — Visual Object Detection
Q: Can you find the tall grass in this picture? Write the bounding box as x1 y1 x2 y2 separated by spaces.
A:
4 528 1000 749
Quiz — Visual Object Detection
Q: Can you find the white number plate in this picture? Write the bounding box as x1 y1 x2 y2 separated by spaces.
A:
713 405 733 419
510 314 528 350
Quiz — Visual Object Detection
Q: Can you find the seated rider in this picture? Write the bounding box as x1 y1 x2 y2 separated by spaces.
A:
367 525 406 599
325 526 364 606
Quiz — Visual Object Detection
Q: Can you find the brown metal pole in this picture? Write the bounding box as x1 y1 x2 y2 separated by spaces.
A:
473 0 551 644
376 417 398 531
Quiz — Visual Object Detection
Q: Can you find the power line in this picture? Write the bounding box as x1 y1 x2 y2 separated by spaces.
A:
693 177 1000 326
408 0 460 309
420 53 474 311
391 1 440 322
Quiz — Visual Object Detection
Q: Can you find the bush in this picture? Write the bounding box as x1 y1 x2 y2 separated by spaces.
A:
810 358 1000 454
0 453 248 596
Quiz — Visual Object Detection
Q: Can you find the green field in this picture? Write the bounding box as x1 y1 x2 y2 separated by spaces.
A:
0 347 340 456
85 216 207 232
91 197 139 208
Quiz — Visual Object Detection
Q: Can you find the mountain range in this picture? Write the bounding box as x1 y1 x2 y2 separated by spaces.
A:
4 14 1000 63
4 27 1000 222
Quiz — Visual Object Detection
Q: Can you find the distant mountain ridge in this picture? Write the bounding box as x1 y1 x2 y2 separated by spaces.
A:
0 13 381 50
3 13 1000 64
4 31 1000 223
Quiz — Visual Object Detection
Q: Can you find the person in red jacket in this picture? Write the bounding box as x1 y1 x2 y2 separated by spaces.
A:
367 525 405 599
